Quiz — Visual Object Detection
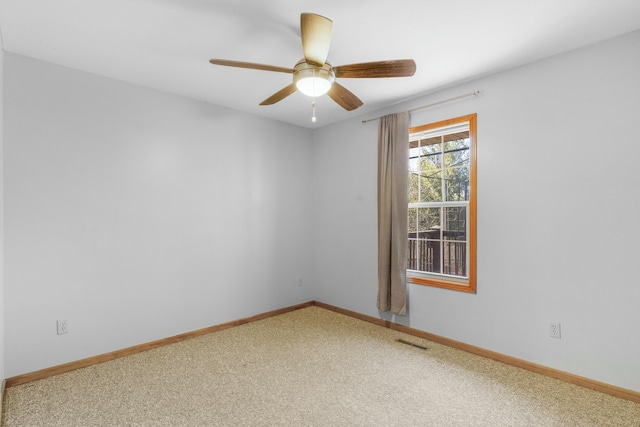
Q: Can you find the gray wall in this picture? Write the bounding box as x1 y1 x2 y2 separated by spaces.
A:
312 30 640 392
3 54 313 377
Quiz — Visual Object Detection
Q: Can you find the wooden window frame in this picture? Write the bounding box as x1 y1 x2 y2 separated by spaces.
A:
407 113 477 293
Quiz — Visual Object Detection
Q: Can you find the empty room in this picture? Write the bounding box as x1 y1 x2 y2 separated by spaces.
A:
1 0 640 425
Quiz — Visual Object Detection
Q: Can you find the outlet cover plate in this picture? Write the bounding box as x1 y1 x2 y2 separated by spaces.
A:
549 322 561 339
57 319 69 335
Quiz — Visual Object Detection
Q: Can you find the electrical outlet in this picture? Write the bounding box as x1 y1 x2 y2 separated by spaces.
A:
57 319 69 335
298 278 304 287
549 322 561 339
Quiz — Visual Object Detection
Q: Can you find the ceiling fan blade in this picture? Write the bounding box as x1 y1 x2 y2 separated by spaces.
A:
209 59 293 74
333 59 416 78
327 82 363 111
260 83 298 105
300 13 332 66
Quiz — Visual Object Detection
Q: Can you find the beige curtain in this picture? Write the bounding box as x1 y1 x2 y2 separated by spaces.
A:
377 111 409 315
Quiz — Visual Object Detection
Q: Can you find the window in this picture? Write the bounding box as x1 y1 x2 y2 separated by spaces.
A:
407 114 476 292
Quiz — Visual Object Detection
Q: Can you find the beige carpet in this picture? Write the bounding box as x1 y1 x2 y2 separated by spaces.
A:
3 306 640 426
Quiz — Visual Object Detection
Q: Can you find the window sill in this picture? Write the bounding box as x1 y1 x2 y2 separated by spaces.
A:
408 275 476 293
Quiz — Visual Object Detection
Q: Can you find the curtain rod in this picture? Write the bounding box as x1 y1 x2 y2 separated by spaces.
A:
361 90 481 124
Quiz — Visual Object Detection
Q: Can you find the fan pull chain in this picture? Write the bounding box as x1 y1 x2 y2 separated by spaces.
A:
311 99 317 123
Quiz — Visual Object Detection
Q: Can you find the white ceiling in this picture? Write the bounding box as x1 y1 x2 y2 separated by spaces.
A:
1 0 640 128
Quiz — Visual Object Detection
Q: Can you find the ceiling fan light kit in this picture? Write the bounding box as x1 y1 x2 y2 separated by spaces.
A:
209 13 416 121
294 61 335 97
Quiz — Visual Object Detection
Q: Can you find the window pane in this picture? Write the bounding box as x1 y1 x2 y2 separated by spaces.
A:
423 239 441 273
420 172 442 202
408 172 420 203
444 166 469 201
443 137 470 168
444 207 466 235
443 207 467 277
408 207 418 271
418 207 439 233
408 208 417 234
408 239 418 270
444 137 470 201
443 240 466 276
419 143 442 171
409 147 422 172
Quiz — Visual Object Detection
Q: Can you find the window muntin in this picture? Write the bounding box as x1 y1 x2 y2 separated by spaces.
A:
408 114 476 292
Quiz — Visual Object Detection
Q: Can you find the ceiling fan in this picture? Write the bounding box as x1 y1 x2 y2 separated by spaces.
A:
209 13 416 113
